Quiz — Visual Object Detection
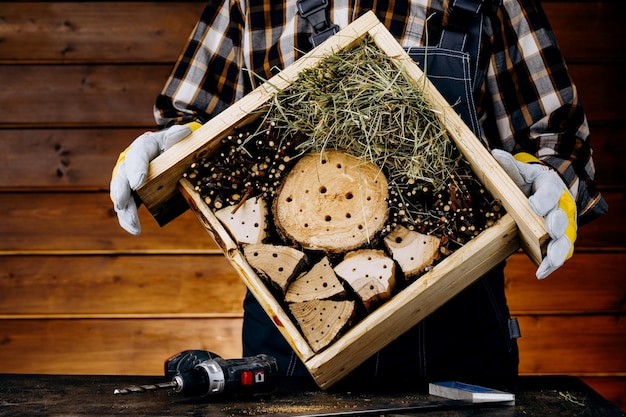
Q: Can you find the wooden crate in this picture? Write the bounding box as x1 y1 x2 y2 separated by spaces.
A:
137 11 548 388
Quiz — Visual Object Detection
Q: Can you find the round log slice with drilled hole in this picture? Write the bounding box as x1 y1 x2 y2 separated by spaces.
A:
273 150 389 253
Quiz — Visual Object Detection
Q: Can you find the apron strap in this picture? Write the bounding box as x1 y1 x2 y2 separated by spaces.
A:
440 0 485 51
439 0 486 89
297 0 340 47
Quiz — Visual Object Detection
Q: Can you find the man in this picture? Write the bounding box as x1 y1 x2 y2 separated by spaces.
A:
110 0 607 388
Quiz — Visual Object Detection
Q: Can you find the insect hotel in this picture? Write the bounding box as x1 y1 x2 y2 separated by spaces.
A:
136 12 549 389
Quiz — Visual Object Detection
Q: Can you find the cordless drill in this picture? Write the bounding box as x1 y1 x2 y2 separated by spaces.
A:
113 350 279 399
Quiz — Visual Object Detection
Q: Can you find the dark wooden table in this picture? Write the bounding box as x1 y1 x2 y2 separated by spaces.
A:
0 374 623 416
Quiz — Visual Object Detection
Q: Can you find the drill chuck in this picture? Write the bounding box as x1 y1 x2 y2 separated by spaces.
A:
171 359 226 397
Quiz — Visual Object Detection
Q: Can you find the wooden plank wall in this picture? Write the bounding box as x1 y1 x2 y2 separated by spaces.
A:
0 1 624 410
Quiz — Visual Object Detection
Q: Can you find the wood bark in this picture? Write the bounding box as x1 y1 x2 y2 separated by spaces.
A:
243 244 309 294
289 299 356 352
215 196 268 245
285 257 346 303
383 226 441 278
333 249 396 311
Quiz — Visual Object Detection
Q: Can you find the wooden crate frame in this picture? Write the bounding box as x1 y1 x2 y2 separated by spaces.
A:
137 11 548 388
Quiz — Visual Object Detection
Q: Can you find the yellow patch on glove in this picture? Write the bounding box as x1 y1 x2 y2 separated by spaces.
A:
514 152 577 261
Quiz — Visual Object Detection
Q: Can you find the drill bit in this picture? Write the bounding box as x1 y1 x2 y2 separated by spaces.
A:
113 380 179 395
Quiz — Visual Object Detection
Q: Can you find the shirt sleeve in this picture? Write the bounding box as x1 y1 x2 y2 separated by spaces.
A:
482 0 607 225
154 0 249 127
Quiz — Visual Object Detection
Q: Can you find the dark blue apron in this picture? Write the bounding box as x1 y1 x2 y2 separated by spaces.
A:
243 0 519 388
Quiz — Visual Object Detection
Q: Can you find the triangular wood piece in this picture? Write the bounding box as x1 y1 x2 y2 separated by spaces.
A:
334 249 396 311
289 299 356 352
383 225 441 279
243 244 308 294
215 196 268 244
285 257 346 303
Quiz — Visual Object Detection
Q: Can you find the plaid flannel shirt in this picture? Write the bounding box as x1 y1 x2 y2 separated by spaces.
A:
155 0 607 224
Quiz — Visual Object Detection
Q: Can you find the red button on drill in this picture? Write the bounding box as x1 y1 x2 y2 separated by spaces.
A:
241 370 253 385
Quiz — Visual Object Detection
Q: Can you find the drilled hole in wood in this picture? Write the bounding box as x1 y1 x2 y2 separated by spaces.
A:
319 186 327 194
325 215 332 222
346 192 353 199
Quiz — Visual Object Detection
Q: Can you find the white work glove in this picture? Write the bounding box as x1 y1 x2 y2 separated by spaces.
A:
492 149 577 280
110 123 199 235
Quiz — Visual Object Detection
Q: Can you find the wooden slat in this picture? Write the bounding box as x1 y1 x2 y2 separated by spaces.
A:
505 252 626 314
0 64 170 127
0 255 245 315
544 2 626 62
1 190 622 253
0 2 205 63
0 315 623 377
0 2 623 65
0 192 215 252
517 315 626 374
0 128 146 190
0 318 243 375
1 124 620 190
0 252 622 317
0 65 623 129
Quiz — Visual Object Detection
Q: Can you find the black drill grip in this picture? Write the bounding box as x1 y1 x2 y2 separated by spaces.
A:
164 350 220 379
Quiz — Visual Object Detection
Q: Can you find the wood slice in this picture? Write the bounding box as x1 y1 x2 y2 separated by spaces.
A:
214 196 268 244
289 299 356 352
285 257 346 303
333 249 396 311
383 225 441 278
273 150 389 253
243 244 308 294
